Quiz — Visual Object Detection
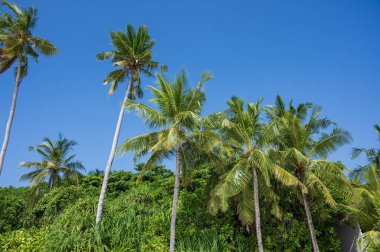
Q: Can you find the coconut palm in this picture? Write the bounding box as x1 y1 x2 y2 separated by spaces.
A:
0 0 58 175
95 24 160 224
208 97 300 252
350 124 380 181
265 96 352 252
19 135 85 190
118 70 211 252
343 165 380 251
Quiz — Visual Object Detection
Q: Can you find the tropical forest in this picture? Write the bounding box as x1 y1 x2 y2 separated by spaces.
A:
0 1 379 251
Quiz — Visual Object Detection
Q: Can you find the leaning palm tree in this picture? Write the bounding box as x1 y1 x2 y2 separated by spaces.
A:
118 70 211 252
208 97 300 252
343 165 380 251
95 24 160 224
0 0 58 175
265 96 352 252
350 124 380 181
19 135 85 190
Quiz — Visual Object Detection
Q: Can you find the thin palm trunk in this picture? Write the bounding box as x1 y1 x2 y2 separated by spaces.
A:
301 189 320 252
48 175 54 190
169 145 181 252
0 55 22 175
252 166 264 252
96 75 133 224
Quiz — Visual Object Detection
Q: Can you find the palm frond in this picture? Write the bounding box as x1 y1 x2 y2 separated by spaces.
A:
309 128 352 158
125 101 169 128
357 231 380 251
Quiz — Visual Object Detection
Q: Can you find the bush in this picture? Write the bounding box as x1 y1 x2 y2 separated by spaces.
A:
0 228 45 251
0 166 342 251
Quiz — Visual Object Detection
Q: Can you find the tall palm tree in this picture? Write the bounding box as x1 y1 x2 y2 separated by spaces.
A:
0 0 58 175
95 24 160 224
118 70 211 252
208 97 300 252
344 165 380 251
350 124 380 181
266 96 352 252
19 135 85 190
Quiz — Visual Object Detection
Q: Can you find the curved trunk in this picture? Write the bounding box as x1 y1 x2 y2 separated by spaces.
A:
96 76 133 224
169 145 181 252
0 56 22 175
301 189 320 252
252 166 264 252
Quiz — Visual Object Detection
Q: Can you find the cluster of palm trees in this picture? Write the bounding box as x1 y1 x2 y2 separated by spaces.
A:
117 73 352 251
1 1 379 251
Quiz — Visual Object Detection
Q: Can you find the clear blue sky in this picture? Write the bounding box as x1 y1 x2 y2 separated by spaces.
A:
1 0 379 186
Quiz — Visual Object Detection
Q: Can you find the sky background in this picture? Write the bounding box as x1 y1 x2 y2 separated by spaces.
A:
0 0 379 186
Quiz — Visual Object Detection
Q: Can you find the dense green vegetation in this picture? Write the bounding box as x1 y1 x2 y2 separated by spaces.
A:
0 1 379 251
0 165 343 251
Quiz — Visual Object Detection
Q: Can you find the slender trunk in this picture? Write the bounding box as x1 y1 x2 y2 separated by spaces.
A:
96 76 134 224
0 56 22 175
169 145 181 252
252 166 264 252
301 189 320 252
49 175 54 190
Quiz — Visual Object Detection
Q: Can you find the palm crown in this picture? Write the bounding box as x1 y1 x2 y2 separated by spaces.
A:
0 0 58 75
119 70 210 171
209 97 300 223
96 24 159 97
19 135 85 190
267 96 352 205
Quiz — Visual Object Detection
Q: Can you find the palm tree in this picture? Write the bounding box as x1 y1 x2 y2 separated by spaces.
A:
343 165 380 251
350 124 380 181
0 0 58 175
19 135 85 190
208 97 300 252
95 24 160 224
265 96 352 252
118 70 211 252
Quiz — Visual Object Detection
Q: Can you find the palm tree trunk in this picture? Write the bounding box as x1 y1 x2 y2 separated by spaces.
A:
48 175 54 190
169 145 181 252
96 76 134 224
301 189 320 252
252 166 264 252
0 56 22 175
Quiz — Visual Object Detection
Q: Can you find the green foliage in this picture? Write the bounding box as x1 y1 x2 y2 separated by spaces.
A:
342 166 380 251
0 166 342 251
0 187 30 233
0 228 45 251
27 186 88 227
